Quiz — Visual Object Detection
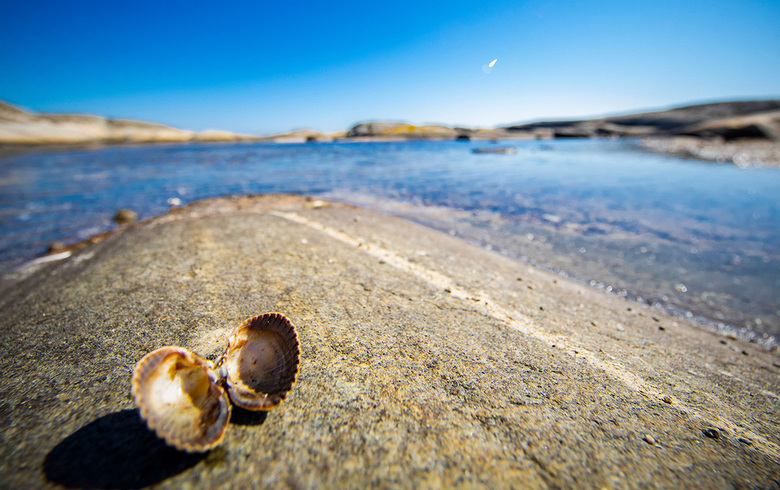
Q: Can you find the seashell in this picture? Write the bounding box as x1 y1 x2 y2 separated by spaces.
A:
131 313 300 451
131 346 231 453
221 312 301 411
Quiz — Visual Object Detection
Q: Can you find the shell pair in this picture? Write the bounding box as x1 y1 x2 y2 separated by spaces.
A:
131 313 300 452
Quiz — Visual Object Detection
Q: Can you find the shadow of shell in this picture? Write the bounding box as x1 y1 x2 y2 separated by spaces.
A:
43 409 206 489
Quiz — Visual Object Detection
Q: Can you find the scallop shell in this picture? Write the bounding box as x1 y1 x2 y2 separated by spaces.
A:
221 312 300 410
130 313 301 451
131 346 231 453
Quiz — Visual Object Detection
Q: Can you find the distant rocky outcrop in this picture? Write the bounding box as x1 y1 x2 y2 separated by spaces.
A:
0 100 259 146
343 100 780 142
5 98 779 148
347 121 460 139
502 100 780 141
264 128 347 143
344 121 531 140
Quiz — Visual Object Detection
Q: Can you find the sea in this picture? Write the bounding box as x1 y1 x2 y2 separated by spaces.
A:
1 138 778 347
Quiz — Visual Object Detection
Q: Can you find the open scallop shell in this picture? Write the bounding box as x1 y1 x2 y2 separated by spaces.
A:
131 346 231 453
221 313 301 410
131 313 301 451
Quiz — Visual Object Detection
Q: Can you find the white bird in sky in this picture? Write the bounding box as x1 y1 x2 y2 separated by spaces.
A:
489 58 497 68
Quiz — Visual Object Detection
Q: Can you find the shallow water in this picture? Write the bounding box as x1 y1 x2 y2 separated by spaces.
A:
1 139 778 344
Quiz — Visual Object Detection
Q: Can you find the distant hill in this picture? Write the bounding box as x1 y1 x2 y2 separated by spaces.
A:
501 100 780 140
0 100 259 145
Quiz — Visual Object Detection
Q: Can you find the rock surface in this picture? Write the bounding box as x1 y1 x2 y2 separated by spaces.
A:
0 194 778 488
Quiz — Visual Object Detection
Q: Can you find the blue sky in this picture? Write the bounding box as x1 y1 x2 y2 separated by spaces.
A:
1 0 779 134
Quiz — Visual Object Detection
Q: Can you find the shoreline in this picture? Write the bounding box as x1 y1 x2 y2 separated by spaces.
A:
4 98 779 165
0 138 270 159
322 192 780 349
639 136 780 167
3 136 779 346
6 187 779 351
5 134 780 168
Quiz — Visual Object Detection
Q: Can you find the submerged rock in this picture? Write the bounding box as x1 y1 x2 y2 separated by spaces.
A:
472 147 517 154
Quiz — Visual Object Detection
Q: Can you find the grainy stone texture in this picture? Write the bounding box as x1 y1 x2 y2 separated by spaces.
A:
0 194 778 488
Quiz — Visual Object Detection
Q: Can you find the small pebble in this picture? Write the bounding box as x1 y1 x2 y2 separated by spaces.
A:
114 208 138 225
658 326 665 331
527 285 535 290
719 339 728 345
643 434 656 445
662 395 672 404
703 428 720 439
47 241 67 253
741 350 749 356
738 437 753 446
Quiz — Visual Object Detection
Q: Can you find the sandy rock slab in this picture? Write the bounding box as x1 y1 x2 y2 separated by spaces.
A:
0 194 778 488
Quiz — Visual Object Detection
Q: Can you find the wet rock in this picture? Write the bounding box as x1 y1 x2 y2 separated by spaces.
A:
47 242 68 254
472 147 517 154
114 209 138 225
